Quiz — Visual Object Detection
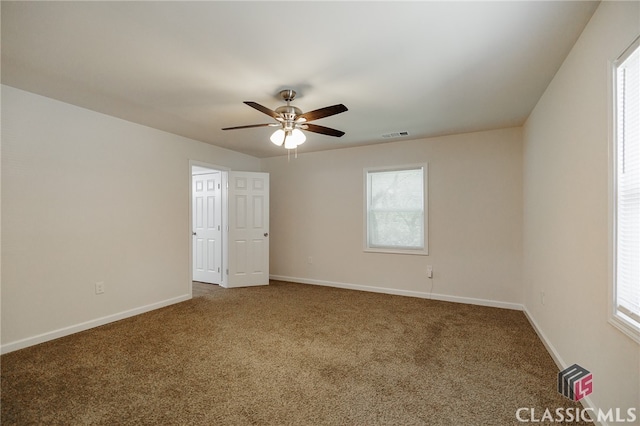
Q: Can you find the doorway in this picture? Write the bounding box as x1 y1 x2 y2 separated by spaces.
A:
190 162 270 290
191 164 228 287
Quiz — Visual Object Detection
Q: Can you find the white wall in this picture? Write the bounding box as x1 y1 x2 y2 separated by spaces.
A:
523 0 639 418
1 85 260 351
262 127 523 308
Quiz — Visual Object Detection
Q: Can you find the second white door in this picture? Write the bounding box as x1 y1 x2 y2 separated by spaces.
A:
192 172 222 284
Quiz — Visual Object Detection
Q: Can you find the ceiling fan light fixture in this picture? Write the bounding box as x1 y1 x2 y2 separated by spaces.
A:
271 128 306 149
270 129 285 146
284 138 298 150
290 128 306 145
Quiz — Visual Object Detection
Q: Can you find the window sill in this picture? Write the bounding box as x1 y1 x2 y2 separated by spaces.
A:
609 313 640 345
364 247 429 256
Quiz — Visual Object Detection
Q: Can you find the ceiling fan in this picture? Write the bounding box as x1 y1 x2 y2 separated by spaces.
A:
222 89 348 150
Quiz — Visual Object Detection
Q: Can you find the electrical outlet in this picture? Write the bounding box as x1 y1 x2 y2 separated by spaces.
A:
427 265 433 279
540 291 545 305
95 281 105 295
308 256 313 264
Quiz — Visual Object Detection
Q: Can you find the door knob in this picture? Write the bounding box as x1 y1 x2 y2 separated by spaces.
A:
192 232 197 236
264 232 269 237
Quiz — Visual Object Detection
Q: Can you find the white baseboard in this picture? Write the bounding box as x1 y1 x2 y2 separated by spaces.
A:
523 306 604 426
270 275 524 311
522 306 566 370
1 294 191 355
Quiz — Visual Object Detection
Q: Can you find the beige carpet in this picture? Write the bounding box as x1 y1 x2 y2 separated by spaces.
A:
1 280 588 425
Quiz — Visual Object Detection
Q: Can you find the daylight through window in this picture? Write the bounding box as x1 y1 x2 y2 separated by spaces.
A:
613 37 640 342
365 166 427 255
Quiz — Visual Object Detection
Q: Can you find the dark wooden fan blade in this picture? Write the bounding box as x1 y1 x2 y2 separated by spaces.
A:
221 123 272 130
298 104 348 122
304 123 345 137
244 101 280 119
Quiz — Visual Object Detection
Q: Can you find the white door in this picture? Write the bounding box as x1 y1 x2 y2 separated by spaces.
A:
227 171 269 287
192 172 222 284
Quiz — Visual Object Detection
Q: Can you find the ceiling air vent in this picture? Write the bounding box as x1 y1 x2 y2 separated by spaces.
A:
381 131 409 139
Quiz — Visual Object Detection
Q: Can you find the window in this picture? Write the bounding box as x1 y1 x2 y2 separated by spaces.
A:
365 165 428 255
612 36 640 343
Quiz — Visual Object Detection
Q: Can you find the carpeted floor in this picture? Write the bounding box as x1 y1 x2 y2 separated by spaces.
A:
1 280 588 425
192 281 225 298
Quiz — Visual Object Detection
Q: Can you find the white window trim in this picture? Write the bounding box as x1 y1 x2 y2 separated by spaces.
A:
363 164 429 256
609 35 640 345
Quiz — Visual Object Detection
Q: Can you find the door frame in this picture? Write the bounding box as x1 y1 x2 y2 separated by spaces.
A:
189 160 230 290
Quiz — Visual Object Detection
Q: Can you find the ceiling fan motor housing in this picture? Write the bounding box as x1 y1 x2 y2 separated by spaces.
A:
275 105 303 130
279 89 296 102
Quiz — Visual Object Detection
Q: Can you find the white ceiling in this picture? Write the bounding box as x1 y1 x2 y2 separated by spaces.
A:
1 1 599 158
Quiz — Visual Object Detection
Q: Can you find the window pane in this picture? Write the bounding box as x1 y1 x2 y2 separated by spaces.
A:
369 169 423 210
367 167 424 250
615 40 640 335
369 211 423 248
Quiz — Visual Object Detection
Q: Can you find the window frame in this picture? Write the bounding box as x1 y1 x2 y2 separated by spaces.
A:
609 35 640 344
363 164 429 256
